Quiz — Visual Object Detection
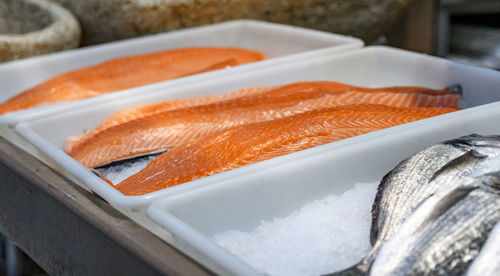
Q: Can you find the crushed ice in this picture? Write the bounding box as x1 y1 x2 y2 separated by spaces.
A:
213 182 378 276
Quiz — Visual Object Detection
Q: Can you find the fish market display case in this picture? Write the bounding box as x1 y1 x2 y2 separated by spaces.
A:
12 45 500 274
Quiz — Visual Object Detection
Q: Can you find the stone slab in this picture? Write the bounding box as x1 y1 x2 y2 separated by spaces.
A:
0 0 81 62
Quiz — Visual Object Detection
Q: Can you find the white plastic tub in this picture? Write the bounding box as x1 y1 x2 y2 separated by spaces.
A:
147 101 500 275
15 46 500 210
0 19 362 149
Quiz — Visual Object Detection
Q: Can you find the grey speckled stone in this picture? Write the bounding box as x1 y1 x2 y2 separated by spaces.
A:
53 0 412 45
0 0 81 62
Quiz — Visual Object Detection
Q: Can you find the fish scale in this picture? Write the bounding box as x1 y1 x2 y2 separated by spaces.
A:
330 134 500 276
371 144 467 243
466 222 500 276
114 104 455 196
371 173 500 275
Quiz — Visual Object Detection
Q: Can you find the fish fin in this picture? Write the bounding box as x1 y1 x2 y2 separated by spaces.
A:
429 150 487 182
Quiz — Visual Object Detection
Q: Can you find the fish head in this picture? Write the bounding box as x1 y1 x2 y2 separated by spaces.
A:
447 134 500 152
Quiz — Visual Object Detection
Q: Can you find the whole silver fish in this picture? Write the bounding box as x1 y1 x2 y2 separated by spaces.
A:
328 134 500 275
373 134 500 247
466 221 500 276
370 172 500 275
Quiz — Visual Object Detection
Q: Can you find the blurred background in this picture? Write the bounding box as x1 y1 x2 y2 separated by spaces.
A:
384 0 500 70
1 0 499 68
1 0 499 275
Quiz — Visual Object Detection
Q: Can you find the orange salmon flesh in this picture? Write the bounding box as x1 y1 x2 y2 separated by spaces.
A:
67 81 459 149
67 81 460 168
0 47 266 115
114 104 458 195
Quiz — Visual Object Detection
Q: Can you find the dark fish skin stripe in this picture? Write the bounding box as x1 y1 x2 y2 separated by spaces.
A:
94 150 167 170
445 134 500 150
429 150 487 182
370 171 392 246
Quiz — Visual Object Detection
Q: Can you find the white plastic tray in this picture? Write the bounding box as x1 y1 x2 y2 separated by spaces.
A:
0 20 362 150
14 46 500 210
147 100 500 275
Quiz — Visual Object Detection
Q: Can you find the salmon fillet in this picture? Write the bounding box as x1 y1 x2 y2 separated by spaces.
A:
65 86 275 152
0 47 266 115
67 86 460 168
65 81 459 152
114 104 458 195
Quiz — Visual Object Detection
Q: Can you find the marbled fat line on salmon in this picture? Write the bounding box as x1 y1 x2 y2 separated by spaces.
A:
68 87 460 168
114 104 458 196
0 47 266 115
65 82 459 153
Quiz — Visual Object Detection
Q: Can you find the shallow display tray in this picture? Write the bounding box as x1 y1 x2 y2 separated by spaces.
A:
147 100 500 275
14 46 500 210
0 19 362 150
